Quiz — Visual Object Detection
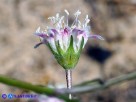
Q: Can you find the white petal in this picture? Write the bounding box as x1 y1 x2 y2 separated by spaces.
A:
62 34 70 51
48 37 58 53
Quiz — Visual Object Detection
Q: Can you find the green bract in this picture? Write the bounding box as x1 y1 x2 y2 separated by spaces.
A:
48 36 84 69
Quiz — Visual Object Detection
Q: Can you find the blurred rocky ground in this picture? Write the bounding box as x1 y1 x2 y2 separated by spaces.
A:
0 0 136 102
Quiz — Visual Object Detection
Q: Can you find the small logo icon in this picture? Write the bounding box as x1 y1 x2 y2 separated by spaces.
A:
7 93 13 99
1 94 7 99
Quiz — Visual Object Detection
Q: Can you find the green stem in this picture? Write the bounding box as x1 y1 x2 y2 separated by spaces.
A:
0 75 78 102
0 75 54 95
74 78 103 87
0 71 136 96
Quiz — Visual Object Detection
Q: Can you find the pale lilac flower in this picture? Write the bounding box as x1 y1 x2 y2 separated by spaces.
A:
34 10 104 69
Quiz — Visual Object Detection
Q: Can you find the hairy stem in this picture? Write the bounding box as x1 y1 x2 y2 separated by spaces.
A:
65 69 72 99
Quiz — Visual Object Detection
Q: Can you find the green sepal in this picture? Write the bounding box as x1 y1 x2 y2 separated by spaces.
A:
55 41 65 55
46 36 84 70
54 36 84 69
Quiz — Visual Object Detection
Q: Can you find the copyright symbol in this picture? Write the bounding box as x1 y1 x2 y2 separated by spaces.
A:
1 94 7 99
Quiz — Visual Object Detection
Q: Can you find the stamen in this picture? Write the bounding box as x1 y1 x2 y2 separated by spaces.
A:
56 13 59 19
36 27 41 33
50 17 55 23
85 15 88 20
48 17 56 25
64 9 69 15
78 20 81 24
62 21 65 28
59 16 64 25
58 16 64 27
72 10 81 27
64 9 69 26
85 19 90 27
83 15 90 28
74 10 81 17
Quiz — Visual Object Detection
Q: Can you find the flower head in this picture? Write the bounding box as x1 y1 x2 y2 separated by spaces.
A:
34 10 104 69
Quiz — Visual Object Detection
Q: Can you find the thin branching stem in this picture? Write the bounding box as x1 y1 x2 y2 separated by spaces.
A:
0 72 136 97
63 72 136 94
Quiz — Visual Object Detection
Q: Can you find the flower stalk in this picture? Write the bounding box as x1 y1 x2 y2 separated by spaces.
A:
65 69 72 99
